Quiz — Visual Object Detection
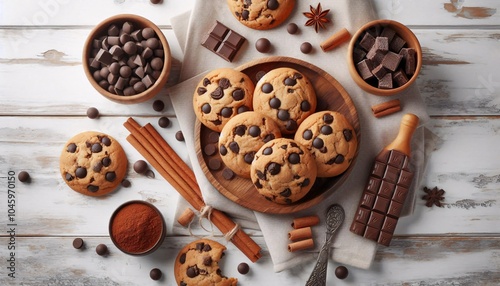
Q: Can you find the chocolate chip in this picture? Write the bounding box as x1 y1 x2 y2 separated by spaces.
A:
211 87 224 99
121 179 131 188
284 77 296 86
234 125 246 136
300 178 310 187
202 78 210 86
149 268 162 281
269 97 281 109
237 262 250 274
204 144 217 156
242 10 249 20
91 143 102 153
288 153 300 164
186 266 199 278
280 188 292 197
303 130 313 140
222 168 235 180
232 89 244 100
203 256 212 266
277 109 290 121
237 106 250 114
343 129 353 141
263 147 273 155
102 157 111 167
248 125 261 137
75 167 87 178
96 244 108 256
105 172 116 182
133 160 148 174
267 162 281 175
244 152 256 164
86 107 99 119
175 131 184 141
261 83 273 93
65 173 73 181
18 171 30 183
256 170 266 181
263 134 275 143
201 103 211 114
219 145 228 156
101 137 111 146
93 162 103 172
179 253 186 264
335 154 345 164
285 120 297 131
208 132 220 143
321 125 333 135
301 101 311 111
323 113 334 124
229 141 240 153
335 266 349 279
196 242 204 251
152 100 164 112
287 23 298 34
158 116 170 128
256 71 267 82
221 107 233 118
197 87 207 95
267 0 279 10
219 78 230 89
203 244 212 251
73 238 84 249
88 185 99 192
67 143 77 153
208 158 222 171
300 42 313 54
313 138 324 149
255 38 271 53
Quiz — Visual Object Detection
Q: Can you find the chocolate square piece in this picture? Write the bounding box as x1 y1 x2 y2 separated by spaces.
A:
350 221 366 236
390 35 406 52
374 37 389 53
373 196 391 214
393 70 409 86
366 177 382 194
354 207 371 224
95 49 113 66
377 231 393 246
353 47 367 63
372 64 387 80
356 59 374 80
201 21 246 62
382 51 403 72
392 185 409 204
360 192 376 209
378 73 393 89
367 212 385 229
371 160 386 178
379 180 395 198
359 32 376 51
380 27 396 42
381 217 398 234
401 48 417 75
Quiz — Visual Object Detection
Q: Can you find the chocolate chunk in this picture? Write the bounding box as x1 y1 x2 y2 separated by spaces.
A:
232 88 244 100
211 87 224 99
389 35 406 53
378 73 393 89
267 162 281 175
359 33 375 51
256 170 266 180
269 97 281 109
65 173 73 181
73 238 84 249
287 23 298 34
356 59 373 80
288 153 300 164
280 188 291 197
75 167 87 178
179 253 186 264
382 51 403 72
149 268 162 281
300 178 310 187
255 38 271 53
343 129 353 141
95 49 113 65
374 36 389 53
203 243 212 251
18 171 30 183
263 134 275 143
175 131 184 141
401 48 416 75
237 262 250 274
197 87 207 95
262 83 273 93
67 143 77 153
95 244 107 256
393 70 409 86
219 78 230 89
353 47 367 63
300 42 313 54
208 132 220 143
234 125 247 136
186 266 199 278
380 27 396 42
267 0 279 9
372 64 387 80
201 21 246 62
222 168 235 180
203 256 212 266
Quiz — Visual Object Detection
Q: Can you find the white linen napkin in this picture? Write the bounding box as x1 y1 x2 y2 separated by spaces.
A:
168 0 431 271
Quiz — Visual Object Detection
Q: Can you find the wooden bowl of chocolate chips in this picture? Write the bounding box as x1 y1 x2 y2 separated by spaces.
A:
83 14 171 104
347 19 422 96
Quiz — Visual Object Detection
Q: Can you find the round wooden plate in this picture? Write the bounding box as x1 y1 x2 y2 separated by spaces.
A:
195 56 360 214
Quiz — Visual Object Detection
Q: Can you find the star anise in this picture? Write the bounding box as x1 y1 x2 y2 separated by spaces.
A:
422 186 446 207
303 3 331 33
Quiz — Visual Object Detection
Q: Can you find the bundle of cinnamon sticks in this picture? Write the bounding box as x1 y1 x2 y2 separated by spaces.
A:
123 117 262 262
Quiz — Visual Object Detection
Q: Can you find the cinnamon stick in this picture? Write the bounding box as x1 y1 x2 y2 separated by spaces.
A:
177 208 195 227
288 227 313 242
320 28 351 52
123 118 262 262
288 238 315 252
371 99 402 118
291 215 320 229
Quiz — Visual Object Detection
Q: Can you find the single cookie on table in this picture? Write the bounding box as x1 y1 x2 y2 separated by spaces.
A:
253 67 316 134
193 68 254 132
60 131 127 196
174 239 237 286
219 111 281 178
250 138 317 204
294 111 358 177
226 0 295 30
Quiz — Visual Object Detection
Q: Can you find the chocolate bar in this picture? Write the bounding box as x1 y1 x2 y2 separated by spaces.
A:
350 114 419 246
201 21 246 62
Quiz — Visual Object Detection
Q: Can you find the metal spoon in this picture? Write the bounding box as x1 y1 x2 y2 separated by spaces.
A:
305 204 345 286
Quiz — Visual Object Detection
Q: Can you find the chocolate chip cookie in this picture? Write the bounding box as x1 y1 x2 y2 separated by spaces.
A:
193 68 254 132
294 111 358 177
253 68 316 134
250 138 317 204
60 131 127 196
174 239 237 286
219 111 282 178
226 0 296 30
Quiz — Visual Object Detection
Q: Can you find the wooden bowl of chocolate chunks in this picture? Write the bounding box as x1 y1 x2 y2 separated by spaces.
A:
347 19 422 96
83 14 171 104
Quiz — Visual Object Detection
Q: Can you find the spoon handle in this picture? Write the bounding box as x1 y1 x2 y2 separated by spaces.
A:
305 233 334 286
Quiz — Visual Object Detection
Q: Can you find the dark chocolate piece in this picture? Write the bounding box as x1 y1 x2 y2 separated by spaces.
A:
149 268 162 280
382 51 403 72
237 263 250 274
356 59 373 80
287 23 298 34
350 149 414 246
378 73 393 89
300 42 313 54
255 38 271 53
201 21 246 62
73 238 84 249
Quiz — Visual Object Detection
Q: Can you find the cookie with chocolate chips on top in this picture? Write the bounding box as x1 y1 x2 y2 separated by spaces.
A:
219 111 282 178
226 0 295 30
59 131 127 196
250 138 317 204
253 67 317 134
294 111 358 177
193 68 254 132
174 239 237 286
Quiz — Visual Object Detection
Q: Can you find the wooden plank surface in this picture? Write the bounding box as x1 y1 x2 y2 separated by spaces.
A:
1 0 500 285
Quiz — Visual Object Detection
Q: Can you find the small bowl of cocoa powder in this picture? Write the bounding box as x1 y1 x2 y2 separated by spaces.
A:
109 200 166 255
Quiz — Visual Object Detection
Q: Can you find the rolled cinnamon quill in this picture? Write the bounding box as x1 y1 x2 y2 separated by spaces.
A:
177 208 195 227
371 99 402 118
288 238 315 252
320 28 351 52
288 227 313 242
291 215 320 229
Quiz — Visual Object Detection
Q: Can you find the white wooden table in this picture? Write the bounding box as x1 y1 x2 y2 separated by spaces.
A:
1 0 499 285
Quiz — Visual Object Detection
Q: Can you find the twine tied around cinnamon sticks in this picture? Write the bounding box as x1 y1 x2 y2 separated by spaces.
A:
123 117 262 262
